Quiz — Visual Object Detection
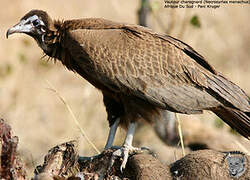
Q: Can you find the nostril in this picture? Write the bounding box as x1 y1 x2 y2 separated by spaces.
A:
24 20 31 25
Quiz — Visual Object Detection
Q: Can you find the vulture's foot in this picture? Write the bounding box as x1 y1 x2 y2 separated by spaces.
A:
109 146 150 172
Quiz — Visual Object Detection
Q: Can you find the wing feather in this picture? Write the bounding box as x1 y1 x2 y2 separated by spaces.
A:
63 20 248 113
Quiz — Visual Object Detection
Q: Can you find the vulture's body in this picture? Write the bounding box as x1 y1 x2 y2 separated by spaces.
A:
7 10 250 169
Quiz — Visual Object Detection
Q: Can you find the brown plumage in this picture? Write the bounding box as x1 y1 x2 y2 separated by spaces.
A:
7 10 250 141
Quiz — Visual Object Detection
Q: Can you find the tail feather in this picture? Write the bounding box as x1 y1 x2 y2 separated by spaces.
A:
206 74 250 112
213 107 250 139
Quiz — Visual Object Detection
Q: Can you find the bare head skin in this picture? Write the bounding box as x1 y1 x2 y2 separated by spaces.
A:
7 10 53 52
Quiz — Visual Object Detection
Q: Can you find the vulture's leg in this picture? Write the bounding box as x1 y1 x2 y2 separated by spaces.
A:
104 118 120 149
122 122 137 150
118 122 137 170
109 122 148 171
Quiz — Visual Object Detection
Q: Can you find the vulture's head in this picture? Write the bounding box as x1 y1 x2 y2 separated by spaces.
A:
6 10 54 52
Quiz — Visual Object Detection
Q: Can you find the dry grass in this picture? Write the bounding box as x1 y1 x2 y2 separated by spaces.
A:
45 80 100 154
1 0 250 177
176 114 185 156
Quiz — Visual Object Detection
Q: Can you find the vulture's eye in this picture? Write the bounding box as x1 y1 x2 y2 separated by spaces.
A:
32 19 40 27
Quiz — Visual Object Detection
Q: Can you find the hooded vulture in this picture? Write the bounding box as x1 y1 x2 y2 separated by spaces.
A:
7 10 250 170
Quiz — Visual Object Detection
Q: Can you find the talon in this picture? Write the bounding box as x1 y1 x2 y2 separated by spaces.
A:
108 145 150 172
120 147 129 171
106 122 152 172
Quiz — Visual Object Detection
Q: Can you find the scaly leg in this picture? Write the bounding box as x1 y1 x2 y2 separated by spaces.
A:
119 122 137 170
110 122 148 172
105 118 120 149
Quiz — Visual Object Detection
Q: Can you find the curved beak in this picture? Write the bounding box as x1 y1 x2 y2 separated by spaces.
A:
6 20 32 39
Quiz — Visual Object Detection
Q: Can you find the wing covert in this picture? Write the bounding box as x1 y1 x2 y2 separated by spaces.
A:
64 25 220 113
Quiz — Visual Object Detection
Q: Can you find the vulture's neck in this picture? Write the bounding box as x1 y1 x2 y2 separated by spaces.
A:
39 19 112 92
40 20 75 70
41 20 63 56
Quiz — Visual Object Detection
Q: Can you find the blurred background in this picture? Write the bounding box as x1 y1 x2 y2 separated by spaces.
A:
1 0 250 177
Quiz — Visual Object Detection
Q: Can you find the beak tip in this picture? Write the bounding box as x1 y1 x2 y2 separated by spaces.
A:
6 30 9 39
6 23 22 39
6 28 13 39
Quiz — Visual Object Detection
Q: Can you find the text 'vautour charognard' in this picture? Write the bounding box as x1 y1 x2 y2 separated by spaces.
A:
164 0 250 9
